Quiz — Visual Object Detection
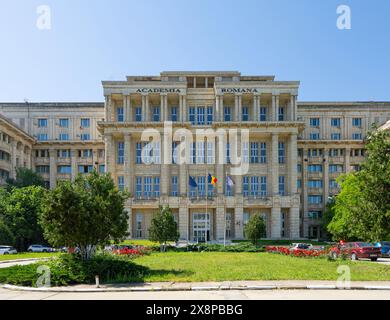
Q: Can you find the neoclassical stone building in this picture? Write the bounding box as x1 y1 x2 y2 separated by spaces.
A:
0 71 389 241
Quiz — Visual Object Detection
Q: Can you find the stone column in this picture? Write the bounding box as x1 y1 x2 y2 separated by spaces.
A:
271 207 281 239
289 133 298 195
289 95 295 121
179 162 187 196
216 207 225 241
145 94 150 122
302 147 309 238
253 94 258 121
105 134 115 178
124 134 132 193
215 95 220 122
345 148 351 173
11 140 17 179
179 205 189 240
289 207 300 239
104 95 111 122
238 94 242 121
124 95 132 122
234 94 239 121
161 132 170 196
271 133 279 195
122 95 127 122
71 150 78 181
219 95 224 122
181 95 187 122
272 94 279 121
234 131 242 194
141 95 146 122
179 94 183 123
49 149 57 189
234 207 244 239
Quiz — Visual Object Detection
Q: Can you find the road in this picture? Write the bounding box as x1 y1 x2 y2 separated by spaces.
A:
1 287 390 300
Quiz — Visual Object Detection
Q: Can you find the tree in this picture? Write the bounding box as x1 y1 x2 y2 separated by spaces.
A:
327 127 390 242
0 186 46 251
6 167 46 189
40 171 129 260
148 206 179 252
244 214 266 245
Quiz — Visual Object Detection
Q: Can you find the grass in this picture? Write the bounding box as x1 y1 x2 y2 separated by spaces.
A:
0 252 60 262
134 252 390 282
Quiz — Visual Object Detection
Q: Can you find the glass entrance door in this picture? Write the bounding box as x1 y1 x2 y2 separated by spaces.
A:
193 213 210 242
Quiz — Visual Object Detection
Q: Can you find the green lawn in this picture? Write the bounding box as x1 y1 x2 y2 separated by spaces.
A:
0 252 60 262
135 252 390 282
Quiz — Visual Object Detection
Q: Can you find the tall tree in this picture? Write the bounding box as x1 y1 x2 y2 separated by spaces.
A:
327 127 390 241
149 206 179 251
244 214 266 245
6 167 46 189
0 186 46 250
40 171 129 260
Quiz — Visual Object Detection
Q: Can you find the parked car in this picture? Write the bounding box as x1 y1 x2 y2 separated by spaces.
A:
290 243 313 251
0 245 17 255
27 244 55 253
329 242 381 261
377 242 390 258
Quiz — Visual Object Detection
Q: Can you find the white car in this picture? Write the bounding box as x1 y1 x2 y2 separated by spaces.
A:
0 245 17 255
27 244 54 253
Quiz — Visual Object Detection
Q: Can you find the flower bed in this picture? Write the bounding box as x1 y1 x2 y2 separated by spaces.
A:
112 245 150 257
265 246 327 258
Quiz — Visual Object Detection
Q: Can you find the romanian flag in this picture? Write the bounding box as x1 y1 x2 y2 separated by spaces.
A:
208 174 218 185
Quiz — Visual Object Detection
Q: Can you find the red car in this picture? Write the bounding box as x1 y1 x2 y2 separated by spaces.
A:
329 242 381 261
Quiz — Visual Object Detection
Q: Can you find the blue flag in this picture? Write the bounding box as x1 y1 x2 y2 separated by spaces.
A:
189 176 198 187
226 175 235 187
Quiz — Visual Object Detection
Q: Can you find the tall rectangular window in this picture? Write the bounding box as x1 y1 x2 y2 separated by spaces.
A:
136 213 142 238
153 176 160 197
224 106 231 122
260 107 267 121
117 176 124 191
197 176 205 197
144 176 152 198
250 142 258 163
136 142 142 164
190 142 196 164
152 106 160 122
278 142 285 164
206 106 213 125
117 107 124 122
260 176 267 196
135 177 142 198
243 142 249 163
278 107 285 121
278 176 285 195
171 176 178 196
260 142 267 163
242 106 249 121
206 142 214 164
250 176 259 196
189 107 196 125
135 107 142 122
197 107 205 125
38 118 47 128
171 106 178 122
117 141 124 164
225 142 230 164
243 176 249 197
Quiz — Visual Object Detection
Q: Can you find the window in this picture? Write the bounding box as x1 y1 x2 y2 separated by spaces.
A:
310 133 320 140
99 164 105 173
329 149 344 157
352 133 362 140
59 118 69 128
242 142 249 163
171 176 178 196
59 133 69 141
135 177 142 198
331 118 340 127
57 165 71 174
36 166 49 174
260 142 267 163
38 118 47 128
331 133 341 140
136 142 142 164
243 176 249 196
37 134 48 141
308 195 322 204
135 107 142 122
250 142 258 163
329 179 338 189
152 106 160 122
58 149 70 158
206 106 213 124
352 118 362 127
310 118 320 127
259 107 267 121
297 164 302 172
278 176 285 195
250 176 259 196
153 177 160 197
117 142 124 164
117 107 124 122
172 141 179 164
307 149 323 157
243 212 250 227
81 134 90 141
206 142 214 164
308 180 323 188
242 106 249 121
308 211 322 220
197 106 205 125
118 176 124 191
171 106 178 122
329 164 343 173
144 176 152 198
189 107 196 125
197 176 206 197
260 176 267 196
308 164 322 173
278 107 285 121
225 142 230 164
278 142 285 164
80 118 90 128
78 165 93 173
196 141 205 164
297 179 302 189
136 213 142 238
224 106 231 121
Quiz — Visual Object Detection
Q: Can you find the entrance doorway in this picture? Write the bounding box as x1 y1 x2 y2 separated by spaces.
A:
193 213 210 242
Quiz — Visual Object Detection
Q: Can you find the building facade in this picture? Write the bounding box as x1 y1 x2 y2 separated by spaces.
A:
0 71 389 241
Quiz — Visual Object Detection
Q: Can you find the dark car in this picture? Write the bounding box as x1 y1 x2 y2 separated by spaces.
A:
329 242 381 261
379 242 390 258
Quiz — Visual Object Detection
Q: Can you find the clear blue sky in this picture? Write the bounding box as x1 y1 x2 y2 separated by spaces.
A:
0 0 389 102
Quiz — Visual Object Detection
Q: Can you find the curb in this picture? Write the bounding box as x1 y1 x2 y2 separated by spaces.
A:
2 283 390 293
0 258 49 265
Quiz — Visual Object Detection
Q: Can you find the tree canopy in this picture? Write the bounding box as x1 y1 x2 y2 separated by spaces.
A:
244 214 266 245
6 167 46 189
148 206 179 251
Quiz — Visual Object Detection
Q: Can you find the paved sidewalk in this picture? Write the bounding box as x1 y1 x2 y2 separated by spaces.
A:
3 280 390 293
